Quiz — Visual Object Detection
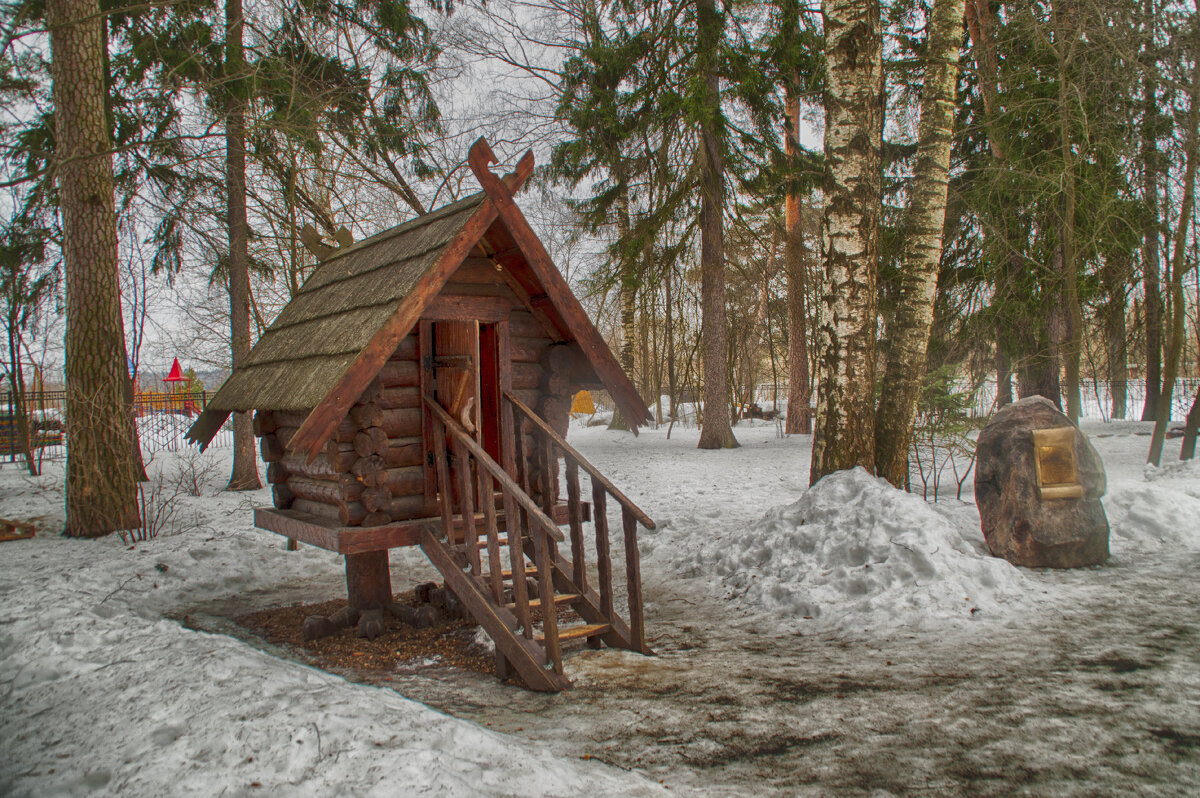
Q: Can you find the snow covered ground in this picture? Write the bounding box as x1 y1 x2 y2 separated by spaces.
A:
2 418 1199 795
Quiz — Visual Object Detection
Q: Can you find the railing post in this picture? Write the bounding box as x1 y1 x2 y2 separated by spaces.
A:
432 422 455 542
622 506 644 653
454 437 480 575
565 460 586 592
592 480 612 623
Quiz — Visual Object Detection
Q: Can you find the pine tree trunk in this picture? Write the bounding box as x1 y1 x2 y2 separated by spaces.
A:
49 0 141 536
811 0 881 482
1140 5 1163 422
1056 0 1082 424
696 0 737 450
1148 38 1199 465
1101 253 1130 419
225 0 261 490
874 0 964 487
784 89 813 435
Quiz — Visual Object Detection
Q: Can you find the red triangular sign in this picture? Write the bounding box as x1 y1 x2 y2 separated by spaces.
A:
165 358 185 382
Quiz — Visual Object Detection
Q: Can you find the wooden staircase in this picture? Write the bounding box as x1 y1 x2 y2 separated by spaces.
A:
419 391 654 692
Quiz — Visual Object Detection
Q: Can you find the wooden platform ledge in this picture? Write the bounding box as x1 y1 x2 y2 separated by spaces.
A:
255 502 589 555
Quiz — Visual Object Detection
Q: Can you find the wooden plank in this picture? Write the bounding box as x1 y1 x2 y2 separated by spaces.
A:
622 506 645 653
433 423 455 543
504 390 655 529
420 528 567 692
538 623 609 643
289 160 535 464
455 437 482 575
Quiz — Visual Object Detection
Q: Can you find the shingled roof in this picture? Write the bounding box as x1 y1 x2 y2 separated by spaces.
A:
188 138 651 460
208 192 487 413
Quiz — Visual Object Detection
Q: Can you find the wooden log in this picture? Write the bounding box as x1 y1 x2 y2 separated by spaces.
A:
357 378 383 405
382 437 423 468
510 336 550 363
380 408 421 439
319 442 357 472
391 334 418 361
284 450 351 479
512 362 544 390
383 494 428 520
253 411 277 436
378 386 419 410
351 455 388 487
350 402 385 429
354 427 389 458
275 412 356 443
338 501 368 527
379 359 419 387
361 511 391 527
362 486 392 513
260 434 284 463
292 498 341 523
379 465 424 495
287 476 361 505
273 483 294 509
266 461 288 484
510 311 548 339
345 550 392 611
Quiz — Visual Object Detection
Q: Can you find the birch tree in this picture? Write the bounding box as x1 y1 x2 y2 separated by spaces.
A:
810 0 882 482
874 0 966 487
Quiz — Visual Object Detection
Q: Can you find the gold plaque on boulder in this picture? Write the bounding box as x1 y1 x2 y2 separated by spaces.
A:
1031 426 1083 500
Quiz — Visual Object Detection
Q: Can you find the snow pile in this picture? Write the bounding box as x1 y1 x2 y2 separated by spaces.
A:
673 468 1031 631
1105 456 1200 553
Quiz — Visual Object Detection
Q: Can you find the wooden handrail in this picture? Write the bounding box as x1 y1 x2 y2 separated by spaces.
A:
423 394 565 543
502 390 656 529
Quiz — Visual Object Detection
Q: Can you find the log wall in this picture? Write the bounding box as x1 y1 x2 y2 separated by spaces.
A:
256 255 586 530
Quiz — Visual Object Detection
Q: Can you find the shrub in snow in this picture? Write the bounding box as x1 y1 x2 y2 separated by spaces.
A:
678 468 1031 630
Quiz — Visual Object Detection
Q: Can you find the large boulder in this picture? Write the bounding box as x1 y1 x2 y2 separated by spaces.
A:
974 396 1109 568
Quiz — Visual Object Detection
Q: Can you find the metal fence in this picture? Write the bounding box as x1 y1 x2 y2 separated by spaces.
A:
741 378 1199 423
2 389 232 464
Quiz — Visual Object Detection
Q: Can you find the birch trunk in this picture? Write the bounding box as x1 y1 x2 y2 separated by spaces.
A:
810 0 881 482
50 0 141 535
874 0 964 487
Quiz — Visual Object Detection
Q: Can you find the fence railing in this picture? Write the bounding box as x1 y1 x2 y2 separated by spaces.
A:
2 389 231 463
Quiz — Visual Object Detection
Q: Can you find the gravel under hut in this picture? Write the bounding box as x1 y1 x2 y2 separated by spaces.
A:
238 589 494 678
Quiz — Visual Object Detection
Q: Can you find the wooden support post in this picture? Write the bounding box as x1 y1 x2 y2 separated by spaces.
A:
622 506 644 653
593 481 612 624
433 423 455 542
535 531 561 674
455 439 481 575
346 550 392 611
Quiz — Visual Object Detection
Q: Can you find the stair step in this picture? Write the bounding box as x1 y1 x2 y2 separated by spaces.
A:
474 536 510 549
506 593 580 611
538 623 610 643
479 565 540 582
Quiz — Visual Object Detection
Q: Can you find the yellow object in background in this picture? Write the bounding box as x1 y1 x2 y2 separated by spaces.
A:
570 390 596 415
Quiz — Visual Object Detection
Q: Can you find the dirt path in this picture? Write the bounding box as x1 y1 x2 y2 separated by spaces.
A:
194 544 1199 796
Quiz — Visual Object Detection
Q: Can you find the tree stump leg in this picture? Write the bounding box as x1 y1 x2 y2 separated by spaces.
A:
302 604 360 641
346 550 392 639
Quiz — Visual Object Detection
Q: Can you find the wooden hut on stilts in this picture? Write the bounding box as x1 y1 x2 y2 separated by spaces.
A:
187 138 655 692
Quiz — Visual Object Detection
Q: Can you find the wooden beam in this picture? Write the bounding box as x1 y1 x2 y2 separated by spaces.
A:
424 294 512 322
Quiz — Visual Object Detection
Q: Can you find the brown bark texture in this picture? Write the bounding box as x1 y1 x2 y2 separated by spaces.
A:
50 0 141 536
784 90 813 435
873 0 964 487
696 0 738 449
810 0 881 482
608 181 635 432
1141 0 1163 422
225 0 261 490
1055 0 1083 424
1148 32 1199 466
